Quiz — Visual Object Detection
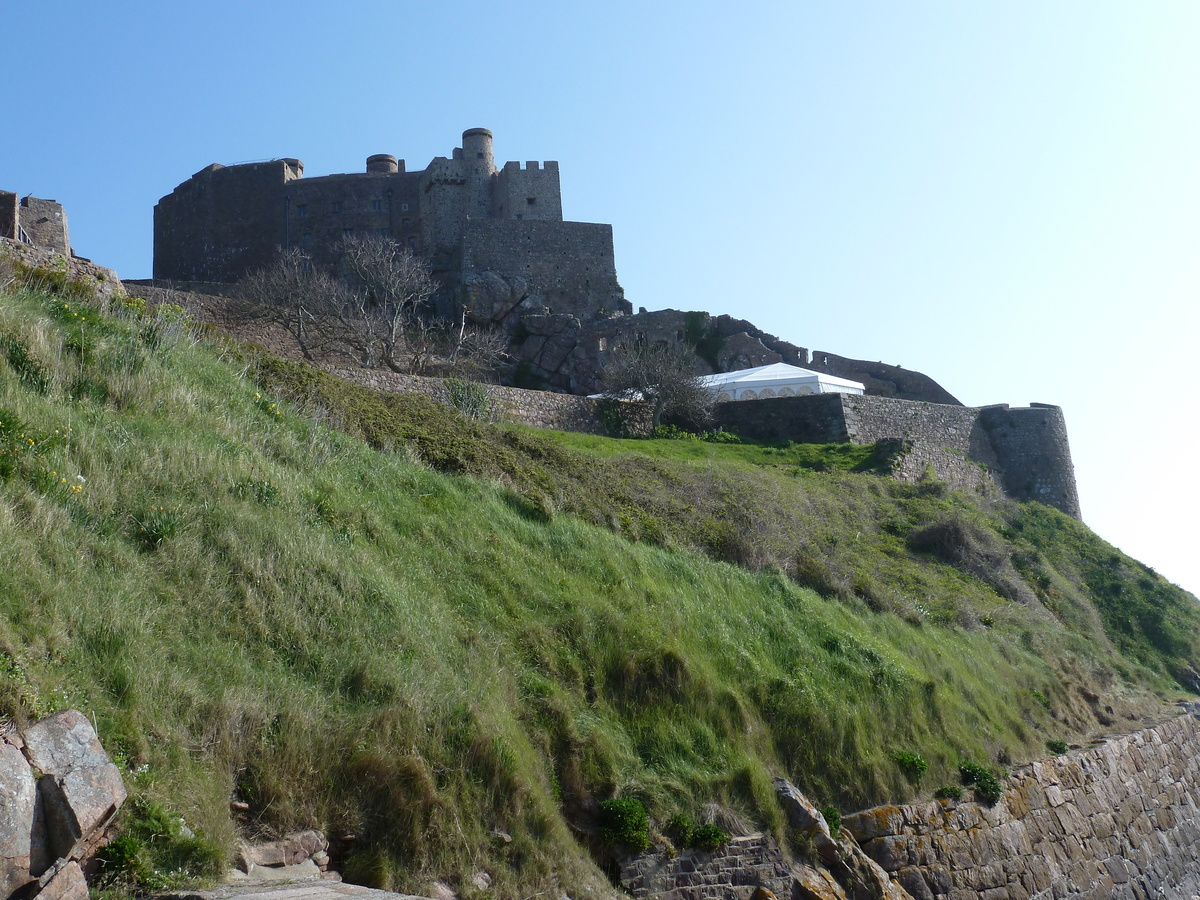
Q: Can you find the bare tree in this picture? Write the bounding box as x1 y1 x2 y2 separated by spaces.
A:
234 238 506 377
336 234 436 373
603 341 715 429
233 250 353 361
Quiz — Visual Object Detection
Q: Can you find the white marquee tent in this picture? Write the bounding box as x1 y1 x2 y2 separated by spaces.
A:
700 363 865 401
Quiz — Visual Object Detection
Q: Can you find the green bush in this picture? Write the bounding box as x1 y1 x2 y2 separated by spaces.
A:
700 429 742 444
664 813 694 847
1046 739 1069 755
959 762 1002 806
893 750 928 784
690 823 729 852
599 797 650 852
933 785 962 801
647 424 698 441
445 378 492 420
0 332 50 394
819 805 841 838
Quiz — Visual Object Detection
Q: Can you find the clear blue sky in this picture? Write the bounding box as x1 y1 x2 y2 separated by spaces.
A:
4 2 1199 595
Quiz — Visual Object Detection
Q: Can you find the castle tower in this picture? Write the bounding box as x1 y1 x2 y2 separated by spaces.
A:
461 128 495 178
366 154 399 174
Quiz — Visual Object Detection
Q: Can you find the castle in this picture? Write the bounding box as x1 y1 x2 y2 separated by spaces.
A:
153 128 630 327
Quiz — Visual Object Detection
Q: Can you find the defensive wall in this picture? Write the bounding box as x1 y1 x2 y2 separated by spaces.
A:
0 191 70 256
714 393 1081 518
618 704 1200 900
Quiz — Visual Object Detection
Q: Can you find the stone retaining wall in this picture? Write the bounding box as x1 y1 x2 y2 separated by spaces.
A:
843 704 1200 900
326 367 625 435
617 706 1200 900
621 835 794 900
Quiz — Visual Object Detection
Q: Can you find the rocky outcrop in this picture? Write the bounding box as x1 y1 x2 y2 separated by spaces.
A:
0 710 126 900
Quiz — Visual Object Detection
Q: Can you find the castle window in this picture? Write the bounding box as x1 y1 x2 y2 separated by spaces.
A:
526 197 537 206
296 204 308 217
402 218 411 228
377 228 391 237
408 237 418 250
371 199 383 212
477 152 484 159
401 203 410 211
300 233 314 246
597 338 607 352
331 201 343 213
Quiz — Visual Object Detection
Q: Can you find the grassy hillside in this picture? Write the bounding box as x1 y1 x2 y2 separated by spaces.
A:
1 269 1197 898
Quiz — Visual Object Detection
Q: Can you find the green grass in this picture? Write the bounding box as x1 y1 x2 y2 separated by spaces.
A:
0 270 1197 899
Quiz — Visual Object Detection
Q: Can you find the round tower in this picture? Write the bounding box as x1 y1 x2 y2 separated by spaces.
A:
366 154 398 174
461 128 495 177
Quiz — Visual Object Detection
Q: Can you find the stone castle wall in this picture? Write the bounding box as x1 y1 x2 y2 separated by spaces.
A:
0 192 70 256
459 219 626 321
714 393 1079 517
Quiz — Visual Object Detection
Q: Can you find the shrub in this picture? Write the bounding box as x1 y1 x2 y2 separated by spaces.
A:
599 797 650 852
933 785 962 801
690 823 729 852
648 424 699 441
664 813 694 847
700 429 742 444
128 506 180 551
819 805 841 838
0 332 51 394
445 378 492 420
893 750 929 784
959 762 1002 806
1046 739 1069 755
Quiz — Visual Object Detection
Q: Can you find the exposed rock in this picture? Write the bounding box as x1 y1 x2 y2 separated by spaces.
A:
0 740 38 898
715 332 781 372
23 710 127 863
36 860 88 900
235 831 329 872
428 880 458 900
0 710 126 900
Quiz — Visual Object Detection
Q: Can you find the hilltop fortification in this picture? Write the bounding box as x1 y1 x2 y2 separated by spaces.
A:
153 128 630 328
144 128 1083 518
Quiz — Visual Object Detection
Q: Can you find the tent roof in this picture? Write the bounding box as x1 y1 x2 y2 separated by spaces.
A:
700 363 865 391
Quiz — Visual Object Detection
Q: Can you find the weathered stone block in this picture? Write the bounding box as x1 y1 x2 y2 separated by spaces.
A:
37 860 89 900
21 710 126 863
0 740 38 899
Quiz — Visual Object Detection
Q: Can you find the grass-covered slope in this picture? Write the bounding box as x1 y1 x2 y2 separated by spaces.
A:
1 275 1197 898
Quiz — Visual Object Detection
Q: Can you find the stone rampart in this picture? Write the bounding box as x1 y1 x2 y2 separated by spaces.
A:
843 704 1200 900
326 367 632 436
714 393 1079 517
